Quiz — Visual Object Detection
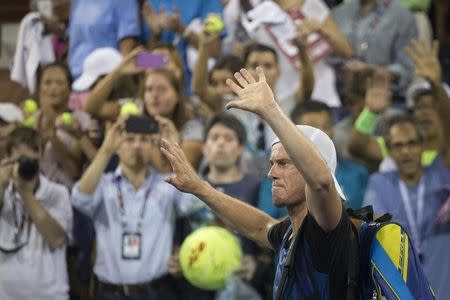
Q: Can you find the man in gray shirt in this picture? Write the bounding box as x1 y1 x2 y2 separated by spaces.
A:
0 127 73 300
332 0 418 95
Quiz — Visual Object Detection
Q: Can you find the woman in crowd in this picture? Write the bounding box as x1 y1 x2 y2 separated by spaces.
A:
141 68 204 169
84 45 204 170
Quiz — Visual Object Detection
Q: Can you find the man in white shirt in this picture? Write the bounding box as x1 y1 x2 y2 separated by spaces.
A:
72 117 193 299
0 126 73 300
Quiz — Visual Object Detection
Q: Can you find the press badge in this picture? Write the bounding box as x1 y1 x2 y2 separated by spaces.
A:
122 232 142 259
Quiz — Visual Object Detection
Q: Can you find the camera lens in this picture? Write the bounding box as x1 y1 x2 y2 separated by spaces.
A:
18 156 39 181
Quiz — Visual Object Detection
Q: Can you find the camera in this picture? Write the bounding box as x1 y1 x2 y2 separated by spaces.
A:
18 156 39 181
126 116 159 134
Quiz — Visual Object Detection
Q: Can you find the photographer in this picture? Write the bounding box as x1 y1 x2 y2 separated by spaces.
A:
71 116 193 300
0 127 73 300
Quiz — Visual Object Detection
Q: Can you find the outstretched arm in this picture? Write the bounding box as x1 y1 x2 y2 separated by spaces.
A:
407 39 450 149
191 30 222 111
85 47 143 121
78 119 126 194
226 68 341 232
348 73 392 163
161 139 277 249
293 35 314 102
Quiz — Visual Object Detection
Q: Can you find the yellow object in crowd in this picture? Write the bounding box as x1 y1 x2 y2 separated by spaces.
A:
61 112 74 126
205 15 224 33
120 102 140 116
22 99 38 128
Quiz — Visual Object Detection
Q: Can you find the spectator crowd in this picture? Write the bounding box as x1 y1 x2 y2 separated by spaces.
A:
0 0 449 299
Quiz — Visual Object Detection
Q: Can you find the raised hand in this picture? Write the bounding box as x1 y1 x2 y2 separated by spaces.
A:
365 72 392 114
225 67 278 117
295 17 321 41
117 46 145 74
154 116 180 144
406 39 441 86
293 19 308 47
160 139 205 194
165 8 182 33
198 27 220 48
142 2 163 35
100 118 126 155
55 113 82 136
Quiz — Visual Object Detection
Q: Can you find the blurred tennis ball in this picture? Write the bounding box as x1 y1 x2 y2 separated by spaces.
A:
120 102 140 116
23 115 37 128
179 226 242 290
61 112 74 126
23 99 38 114
205 15 224 33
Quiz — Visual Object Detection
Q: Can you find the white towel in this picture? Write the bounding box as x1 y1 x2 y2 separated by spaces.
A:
10 12 55 94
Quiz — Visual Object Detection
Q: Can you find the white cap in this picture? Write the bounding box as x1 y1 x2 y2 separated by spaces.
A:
72 47 122 91
406 78 432 109
0 103 24 123
271 125 346 200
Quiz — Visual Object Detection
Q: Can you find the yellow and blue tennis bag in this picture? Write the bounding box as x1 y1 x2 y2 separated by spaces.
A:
347 206 435 300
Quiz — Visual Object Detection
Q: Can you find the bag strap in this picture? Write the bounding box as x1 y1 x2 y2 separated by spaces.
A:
346 217 359 300
274 219 318 300
274 225 300 300
346 205 392 224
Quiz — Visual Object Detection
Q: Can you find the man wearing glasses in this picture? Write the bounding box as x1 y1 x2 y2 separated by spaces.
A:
363 113 450 298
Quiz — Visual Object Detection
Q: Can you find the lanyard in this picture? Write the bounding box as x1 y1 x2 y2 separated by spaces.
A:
398 178 425 253
115 177 151 232
11 186 27 238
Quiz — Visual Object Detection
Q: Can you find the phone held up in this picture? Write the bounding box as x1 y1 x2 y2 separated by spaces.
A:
125 116 159 135
135 52 168 69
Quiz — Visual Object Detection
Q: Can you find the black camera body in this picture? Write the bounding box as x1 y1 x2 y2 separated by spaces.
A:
18 156 39 181
126 116 159 134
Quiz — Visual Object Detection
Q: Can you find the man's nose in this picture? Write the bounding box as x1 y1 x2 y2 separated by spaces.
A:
268 165 278 179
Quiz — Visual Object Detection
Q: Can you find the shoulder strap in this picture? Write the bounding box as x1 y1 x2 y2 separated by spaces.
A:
346 205 392 224
346 215 360 300
274 224 299 300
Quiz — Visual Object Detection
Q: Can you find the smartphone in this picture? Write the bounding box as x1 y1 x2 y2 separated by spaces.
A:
126 116 159 134
136 52 167 69
37 0 53 17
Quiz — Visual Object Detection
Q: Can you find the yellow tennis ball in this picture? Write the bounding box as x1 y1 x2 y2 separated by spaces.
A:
205 15 224 33
179 226 242 290
23 115 37 128
120 102 140 116
23 99 38 114
61 112 73 126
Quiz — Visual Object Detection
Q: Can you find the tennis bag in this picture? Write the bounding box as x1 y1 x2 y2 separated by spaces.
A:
347 206 435 300
275 206 435 300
